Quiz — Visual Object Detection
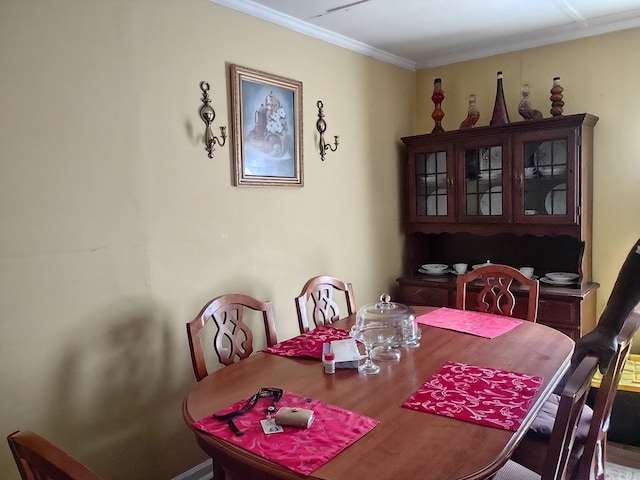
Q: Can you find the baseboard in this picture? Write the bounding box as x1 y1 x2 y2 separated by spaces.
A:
172 459 212 480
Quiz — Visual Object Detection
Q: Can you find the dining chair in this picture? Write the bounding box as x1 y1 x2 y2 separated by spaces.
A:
7 430 102 480
509 311 640 480
578 311 640 479
456 264 540 322
186 293 278 381
295 275 356 333
492 355 600 480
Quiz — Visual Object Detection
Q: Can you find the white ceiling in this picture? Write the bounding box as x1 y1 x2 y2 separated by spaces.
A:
212 0 640 70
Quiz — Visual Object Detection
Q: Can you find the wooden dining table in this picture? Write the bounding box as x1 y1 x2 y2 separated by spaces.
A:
182 306 574 480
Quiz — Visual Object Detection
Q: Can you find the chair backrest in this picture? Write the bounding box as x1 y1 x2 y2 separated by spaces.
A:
576 311 640 480
295 275 356 333
186 293 278 381
456 264 540 322
7 430 102 480
541 355 600 480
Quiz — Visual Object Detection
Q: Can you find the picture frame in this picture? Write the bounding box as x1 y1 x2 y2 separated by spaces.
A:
230 64 303 187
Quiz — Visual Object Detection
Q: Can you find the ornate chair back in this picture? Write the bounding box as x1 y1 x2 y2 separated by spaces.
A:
295 275 356 333
7 430 102 480
186 293 277 381
456 264 540 322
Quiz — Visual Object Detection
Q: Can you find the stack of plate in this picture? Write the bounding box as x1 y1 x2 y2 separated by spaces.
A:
540 272 580 285
419 263 450 275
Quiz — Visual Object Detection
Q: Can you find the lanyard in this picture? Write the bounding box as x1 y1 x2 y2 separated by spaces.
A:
213 387 283 436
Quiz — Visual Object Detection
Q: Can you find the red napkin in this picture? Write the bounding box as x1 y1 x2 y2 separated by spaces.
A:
402 361 543 431
416 307 522 338
263 325 351 359
193 391 379 475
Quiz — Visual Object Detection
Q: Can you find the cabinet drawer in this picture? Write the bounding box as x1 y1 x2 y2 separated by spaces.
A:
537 299 580 327
400 285 450 307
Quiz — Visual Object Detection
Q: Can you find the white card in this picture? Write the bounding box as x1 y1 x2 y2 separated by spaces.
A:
330 339 364 362
260 419 284 434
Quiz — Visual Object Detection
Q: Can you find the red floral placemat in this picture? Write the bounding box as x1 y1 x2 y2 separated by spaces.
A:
192 391 379 476
402 361 543 431
416 307 522 338
263 326 351 359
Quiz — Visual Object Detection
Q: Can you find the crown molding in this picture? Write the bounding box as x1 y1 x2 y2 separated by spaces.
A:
210 0 417 71
417 11 640 69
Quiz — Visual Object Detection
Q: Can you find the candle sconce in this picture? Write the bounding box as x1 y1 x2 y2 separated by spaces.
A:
199 81 227 159
316 100 339 161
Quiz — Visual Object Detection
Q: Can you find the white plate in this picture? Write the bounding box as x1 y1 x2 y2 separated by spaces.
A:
540 276 579 286
479 186 502 215
538 165 566 176
545 184 567 215
419 268 452 276
426 188 448 215
546 272 579 282
425 173 447 186
472 262 493 270
533 141 567 167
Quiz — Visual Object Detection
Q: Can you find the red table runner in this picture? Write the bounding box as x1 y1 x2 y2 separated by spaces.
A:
193 391 378 475
402 361 543 431
416 307 522 338
263 325 351 359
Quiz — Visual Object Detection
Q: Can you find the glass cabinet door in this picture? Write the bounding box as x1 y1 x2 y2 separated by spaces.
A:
514 128 577 224
410 148 454 223
459 139 509 222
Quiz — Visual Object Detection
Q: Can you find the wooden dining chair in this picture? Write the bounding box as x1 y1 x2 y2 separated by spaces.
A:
578 311 640 479
493 355 600 480
186 293 278 381
295 275 356 333
7 430 102 480
509 311 640 480
456 264 540 322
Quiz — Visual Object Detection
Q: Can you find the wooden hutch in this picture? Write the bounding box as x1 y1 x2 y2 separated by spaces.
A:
397 113 599 340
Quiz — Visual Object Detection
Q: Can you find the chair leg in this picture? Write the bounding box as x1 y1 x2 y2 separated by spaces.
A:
593 439 605 480
213 460 225 480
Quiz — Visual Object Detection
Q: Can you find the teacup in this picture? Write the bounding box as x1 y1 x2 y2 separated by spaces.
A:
453 263 468 274
519 267 534 278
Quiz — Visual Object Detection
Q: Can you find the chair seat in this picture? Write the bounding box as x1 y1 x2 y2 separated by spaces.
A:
493 460 541 480
529 394 594 442
511 394 591 473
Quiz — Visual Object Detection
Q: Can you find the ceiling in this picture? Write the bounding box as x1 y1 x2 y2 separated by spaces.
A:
212 0 640 70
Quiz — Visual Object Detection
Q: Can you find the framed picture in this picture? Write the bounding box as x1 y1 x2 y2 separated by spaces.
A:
230 64 303 187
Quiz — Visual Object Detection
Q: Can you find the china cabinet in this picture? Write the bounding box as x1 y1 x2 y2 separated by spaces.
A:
397 114 599 339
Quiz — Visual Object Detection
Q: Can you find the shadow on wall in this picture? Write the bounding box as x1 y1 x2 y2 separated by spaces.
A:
44 298 192 479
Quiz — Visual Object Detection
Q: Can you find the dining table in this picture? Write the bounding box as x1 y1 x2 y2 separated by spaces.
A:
182 306 575 480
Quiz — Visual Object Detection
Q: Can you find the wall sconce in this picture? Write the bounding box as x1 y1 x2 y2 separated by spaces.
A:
316 100 339 161
199 81 227 159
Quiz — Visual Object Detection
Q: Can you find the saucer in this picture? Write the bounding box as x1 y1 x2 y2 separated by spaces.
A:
419 268 452 276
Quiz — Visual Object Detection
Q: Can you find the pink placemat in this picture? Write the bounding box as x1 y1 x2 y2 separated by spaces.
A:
263 326 351 359
192 391 379 476
416 307 522 338
402 361 543 431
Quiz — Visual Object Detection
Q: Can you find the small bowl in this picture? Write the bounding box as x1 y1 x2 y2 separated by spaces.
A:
546 272 579 283
421 263 448 273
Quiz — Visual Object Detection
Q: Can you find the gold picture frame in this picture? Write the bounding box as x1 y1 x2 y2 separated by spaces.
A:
230 64 303 187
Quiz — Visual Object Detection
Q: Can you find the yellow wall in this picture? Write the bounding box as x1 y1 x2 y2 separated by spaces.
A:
0 1 412 479
415 28 640 336
1 0 639 478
